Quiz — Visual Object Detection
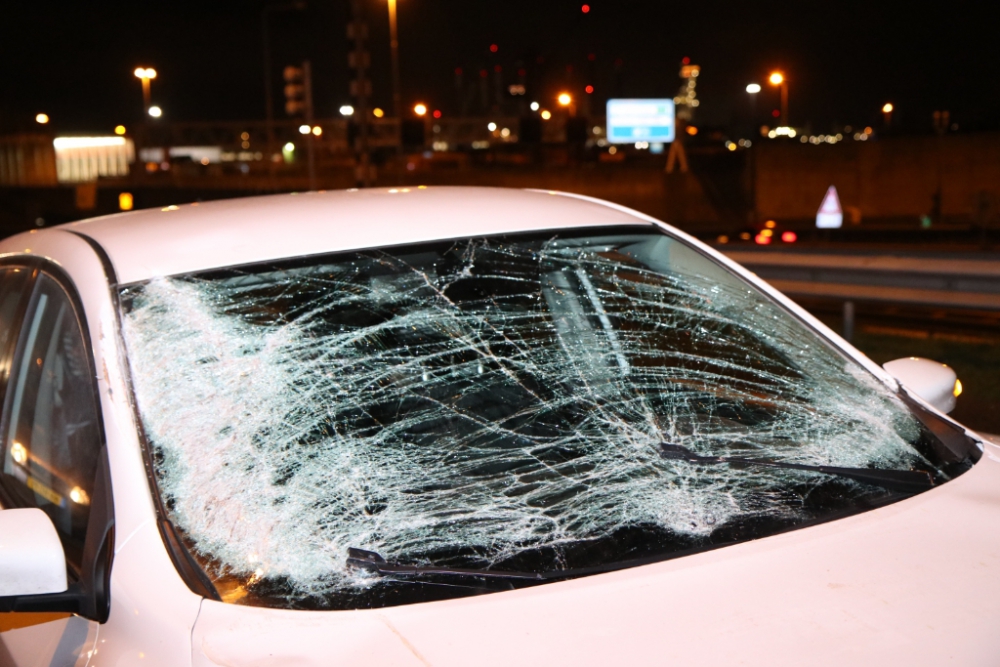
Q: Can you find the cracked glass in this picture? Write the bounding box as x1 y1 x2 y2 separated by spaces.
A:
119 226 979 609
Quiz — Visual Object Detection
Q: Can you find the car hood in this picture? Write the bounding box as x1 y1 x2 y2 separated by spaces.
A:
192 437 1000 667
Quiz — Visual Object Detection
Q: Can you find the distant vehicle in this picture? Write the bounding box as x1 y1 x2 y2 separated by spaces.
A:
0 187 996 666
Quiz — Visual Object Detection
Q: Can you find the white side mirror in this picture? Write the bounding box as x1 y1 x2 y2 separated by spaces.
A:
0 508 68 596
883 357 960 414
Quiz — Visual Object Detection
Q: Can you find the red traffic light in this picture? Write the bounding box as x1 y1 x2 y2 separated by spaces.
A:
581 4 590 12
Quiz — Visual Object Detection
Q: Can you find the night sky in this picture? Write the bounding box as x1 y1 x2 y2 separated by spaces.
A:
3 0 999 135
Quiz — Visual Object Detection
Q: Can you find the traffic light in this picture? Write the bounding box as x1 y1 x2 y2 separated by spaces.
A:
284 65 306 116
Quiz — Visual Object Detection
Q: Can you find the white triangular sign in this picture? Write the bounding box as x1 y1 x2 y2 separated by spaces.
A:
816 185 843 228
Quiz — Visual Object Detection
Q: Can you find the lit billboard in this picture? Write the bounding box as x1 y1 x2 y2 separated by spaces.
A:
606 99 676 144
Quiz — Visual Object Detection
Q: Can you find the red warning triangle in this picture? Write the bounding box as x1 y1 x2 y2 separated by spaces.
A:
819 185 842 214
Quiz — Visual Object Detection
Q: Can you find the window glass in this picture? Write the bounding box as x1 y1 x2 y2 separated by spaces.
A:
1 273 102 572
0 267 31 400
119 227 979 610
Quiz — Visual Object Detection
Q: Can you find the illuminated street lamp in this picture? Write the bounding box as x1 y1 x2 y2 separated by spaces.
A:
413 103 427 116
768 71 788 126
557 92 576 118
882 102 894 126
148 105 163 118
134 67 157 115
388 0 402 131
35 113 50 124
745 83 761 138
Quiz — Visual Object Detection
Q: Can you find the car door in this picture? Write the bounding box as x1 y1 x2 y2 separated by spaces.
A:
0 266 102 667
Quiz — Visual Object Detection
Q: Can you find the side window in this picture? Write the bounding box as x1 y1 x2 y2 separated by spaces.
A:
0 273 102 573
0 267 31 401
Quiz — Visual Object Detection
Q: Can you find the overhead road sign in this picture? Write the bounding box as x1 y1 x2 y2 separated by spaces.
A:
607 99 676 144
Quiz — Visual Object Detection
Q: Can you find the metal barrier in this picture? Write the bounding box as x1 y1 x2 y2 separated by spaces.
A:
723 249 1000 338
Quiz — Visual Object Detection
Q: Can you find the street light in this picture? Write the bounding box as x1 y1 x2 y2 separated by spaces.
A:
134 67 157 115
387 0 402 131
148 106 162 118
339 105 355 116
262 2 307 180
882 102 894 127
413 103 427 116
557 93 573 106
35 113 49 124
745 83 760 138
768 71 788 126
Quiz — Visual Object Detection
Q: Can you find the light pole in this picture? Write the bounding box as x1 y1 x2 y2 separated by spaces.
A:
388 0 402 152
882 102 894 127
262 2 306 182
768 71 787 126
745 83 761 223
746 83 760 134
557 92 575 117
134 67 157 115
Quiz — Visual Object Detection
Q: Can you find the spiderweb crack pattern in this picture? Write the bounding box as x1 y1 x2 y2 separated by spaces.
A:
121 234 921 600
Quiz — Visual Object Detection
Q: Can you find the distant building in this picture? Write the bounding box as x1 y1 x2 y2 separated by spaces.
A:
0 134 58 186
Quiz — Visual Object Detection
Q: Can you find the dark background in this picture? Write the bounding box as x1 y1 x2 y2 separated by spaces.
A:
3 0 999 133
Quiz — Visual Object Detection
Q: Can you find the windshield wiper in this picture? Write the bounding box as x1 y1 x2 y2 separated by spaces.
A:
347 548 546 581
659 442 934 493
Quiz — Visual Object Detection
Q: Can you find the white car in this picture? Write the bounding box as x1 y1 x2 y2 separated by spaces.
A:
0 187 997 667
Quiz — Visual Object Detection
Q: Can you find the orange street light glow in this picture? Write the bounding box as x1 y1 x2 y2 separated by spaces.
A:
540 110 552 120
35 113 49 124
134 67 157 79
557 93 572 106
768 72 784 86
413 103 428 116
373 108 385 118
686 126 698 136
882 102 894 113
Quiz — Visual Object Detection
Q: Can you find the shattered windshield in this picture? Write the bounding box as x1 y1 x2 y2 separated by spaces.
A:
119 226 978 609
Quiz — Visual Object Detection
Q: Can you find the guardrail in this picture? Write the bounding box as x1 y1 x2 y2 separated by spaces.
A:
722 249 1000 338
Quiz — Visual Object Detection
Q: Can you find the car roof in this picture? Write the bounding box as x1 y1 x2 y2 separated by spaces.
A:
52 187 653 284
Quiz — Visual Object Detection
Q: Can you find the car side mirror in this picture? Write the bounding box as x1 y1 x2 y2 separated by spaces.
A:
883 357 960 414
0 446 115 623
0 508 68 596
